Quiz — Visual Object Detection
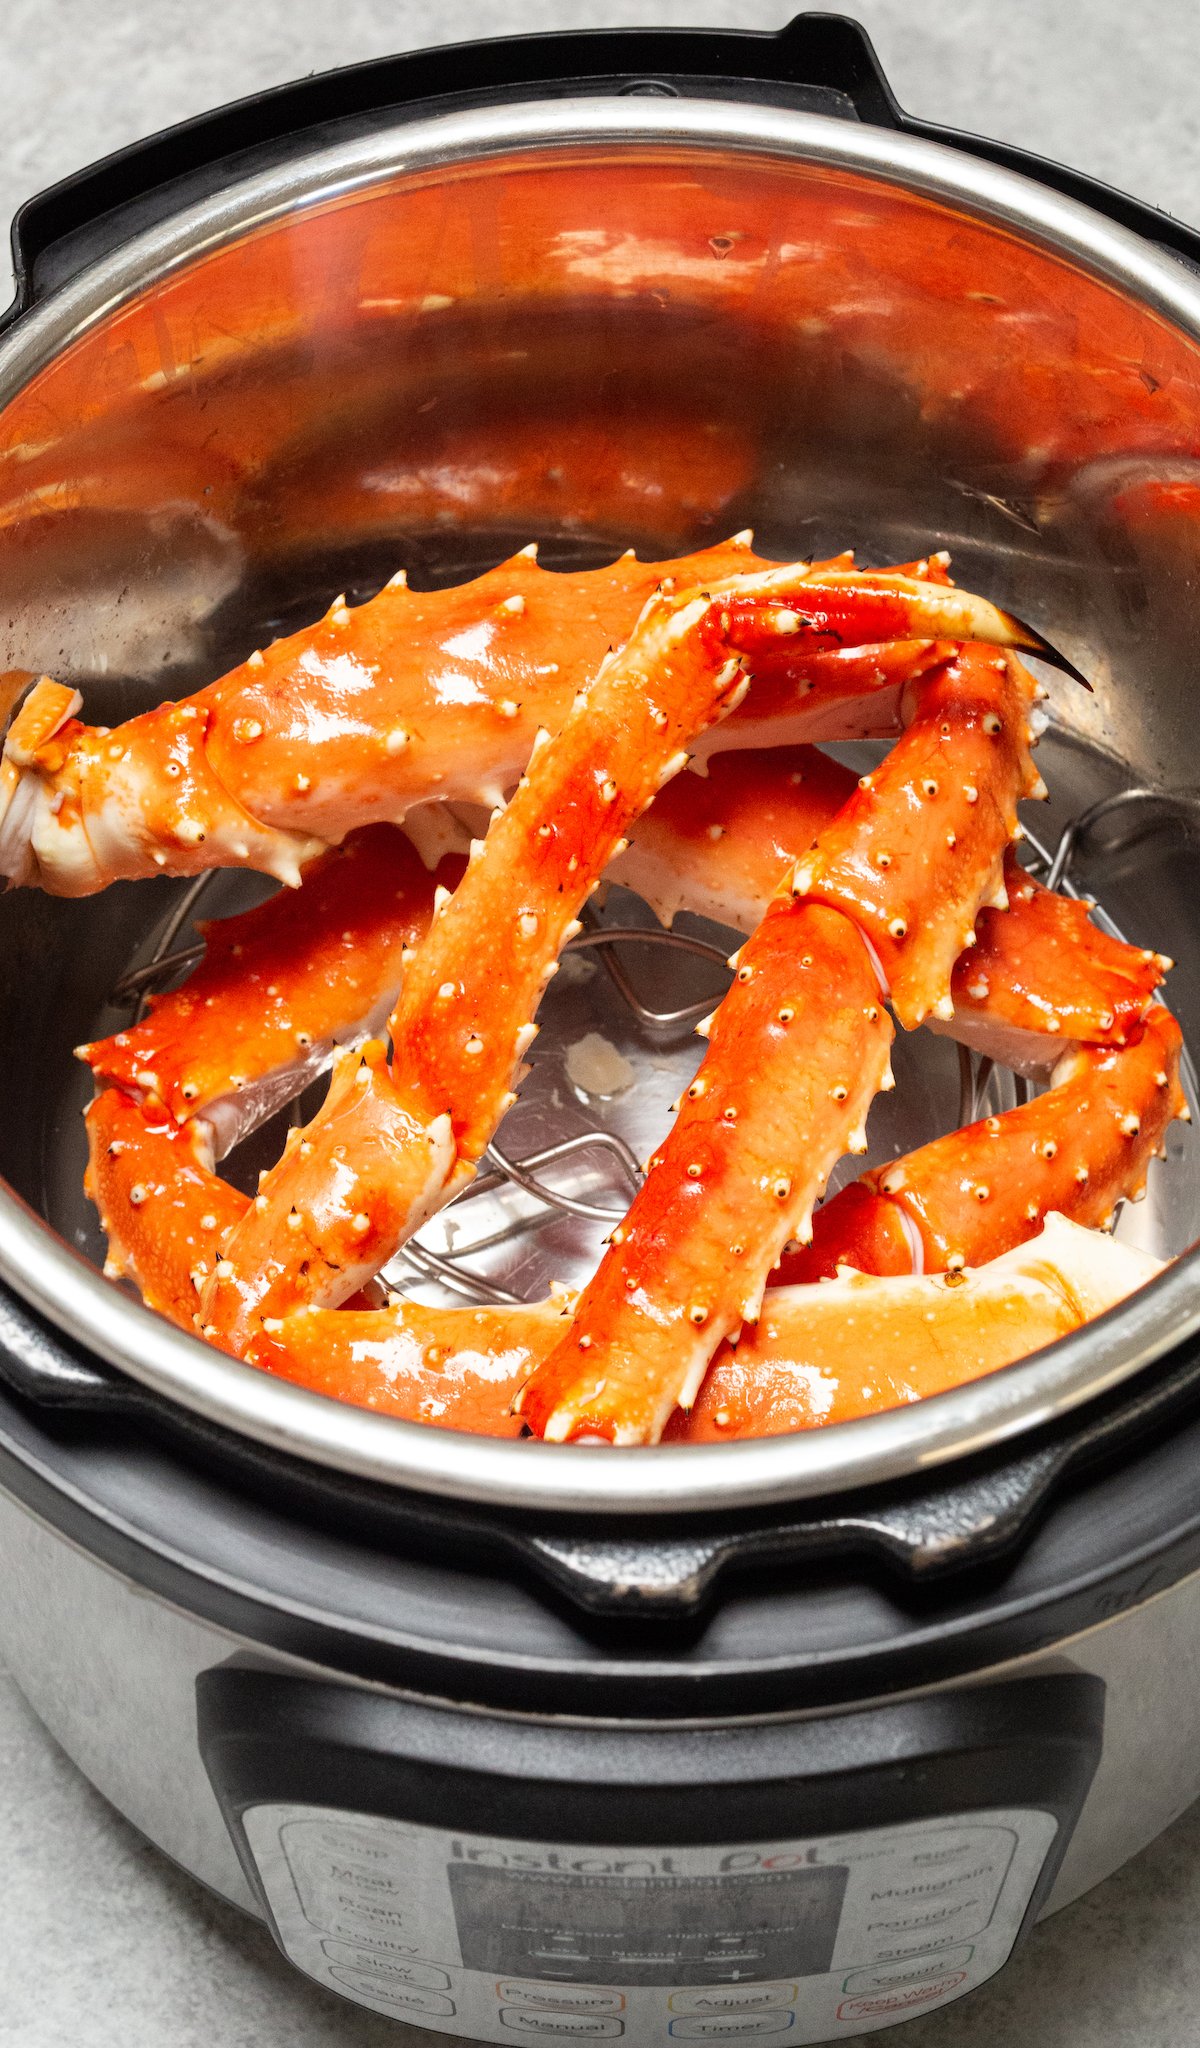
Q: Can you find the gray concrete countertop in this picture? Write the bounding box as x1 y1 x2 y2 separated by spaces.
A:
3 2 1200 2041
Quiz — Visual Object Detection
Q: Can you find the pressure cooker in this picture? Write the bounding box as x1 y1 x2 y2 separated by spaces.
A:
4 14 1200 2040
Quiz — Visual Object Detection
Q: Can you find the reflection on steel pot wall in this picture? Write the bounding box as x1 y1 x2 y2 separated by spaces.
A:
3 113 1200 751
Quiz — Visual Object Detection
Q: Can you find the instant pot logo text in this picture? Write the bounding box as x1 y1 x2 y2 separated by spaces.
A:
449 1844 822 1875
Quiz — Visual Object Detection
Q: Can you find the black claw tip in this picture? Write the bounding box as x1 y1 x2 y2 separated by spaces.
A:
1008 615 1093 691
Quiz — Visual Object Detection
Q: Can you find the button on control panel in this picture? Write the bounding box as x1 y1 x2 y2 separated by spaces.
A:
669 2014 795 2038
500 2010 625 2036
500 1983 626 2014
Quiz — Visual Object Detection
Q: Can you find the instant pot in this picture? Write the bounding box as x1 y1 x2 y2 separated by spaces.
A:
5 14 1200 2039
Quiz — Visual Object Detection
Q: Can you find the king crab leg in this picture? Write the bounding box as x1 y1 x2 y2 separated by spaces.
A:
83 1084 1163 1441
0 538 1062 896
669 1214 1163 1442
78 740 1166 1162
83 826 463 1159
775 1005 1185 1283
517 644 1044 1444
188 565 1038 1352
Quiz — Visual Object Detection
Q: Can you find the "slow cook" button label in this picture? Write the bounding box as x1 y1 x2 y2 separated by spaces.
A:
320 1942 452 1990
328 1968 456 2017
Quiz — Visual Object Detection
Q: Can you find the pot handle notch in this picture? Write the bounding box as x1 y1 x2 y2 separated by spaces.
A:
3 14 898 318
7 14 1200 319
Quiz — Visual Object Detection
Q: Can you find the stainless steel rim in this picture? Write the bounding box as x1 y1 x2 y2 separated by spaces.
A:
3 92 1200 1515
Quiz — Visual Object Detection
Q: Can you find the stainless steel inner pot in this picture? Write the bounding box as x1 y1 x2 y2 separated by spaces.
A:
3 95 1200 1513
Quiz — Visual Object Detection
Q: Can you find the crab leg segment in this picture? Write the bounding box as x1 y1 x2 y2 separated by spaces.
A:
84 1088 249 1333
81 827 464 1158
518 903 894 1445
943 857 1170 1074
519 645 1042 1444
2 679 328 897
614 745 1165 1070
777 1006 1186 1284
790 647 1043 1029
0 544 1053 896
253 1301 562 1438
672 1216 1163 1442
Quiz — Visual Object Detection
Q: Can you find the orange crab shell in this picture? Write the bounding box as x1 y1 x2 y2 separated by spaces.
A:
517 901 894 1445
250 1301 554 1438
83 1088 247 1337
791 646 1041 1030
671 1217 1164 1442
80 828 464 1146
776 1006 1185 1285
948 857 1169 1071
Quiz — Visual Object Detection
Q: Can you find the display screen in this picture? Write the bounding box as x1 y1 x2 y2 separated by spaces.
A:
447 1865 849 1985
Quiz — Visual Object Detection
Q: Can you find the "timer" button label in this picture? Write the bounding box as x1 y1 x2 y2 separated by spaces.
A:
669 2014 795 2039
